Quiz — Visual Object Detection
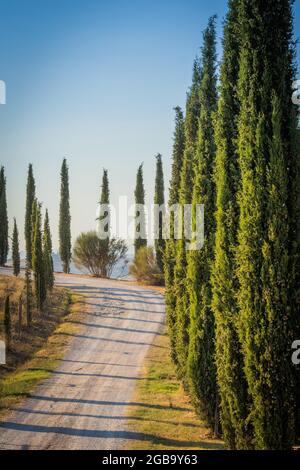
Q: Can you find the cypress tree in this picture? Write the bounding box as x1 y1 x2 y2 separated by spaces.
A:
186 15 218 428
173 58 202 373
24 164 35 267
25 261 33 326
236 0 296 449
154 153 165 271
0 166 9 266
43 209 54 290
59 158 71 273
12 218 20 277
164 106 185 362
98 169 110 239
4 295 11 349
211 0 252 449
134 164 147 255
32 201 46 312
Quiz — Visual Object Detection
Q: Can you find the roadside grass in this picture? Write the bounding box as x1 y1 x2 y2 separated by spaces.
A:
126 330 224 450
0 274 86 418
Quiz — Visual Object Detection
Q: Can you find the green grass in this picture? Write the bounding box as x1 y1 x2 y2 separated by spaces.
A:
126 330 224 450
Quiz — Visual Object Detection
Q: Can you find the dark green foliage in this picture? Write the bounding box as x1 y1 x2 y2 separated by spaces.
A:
32 201 46 312
59 158 71 273
187 15 218 428
43 209 54 290
134 164 147 255
4 295 11 348
24 164 35 266
154 153 165 271
211 0 252 449
0 166 9 266
236 0 296 449
164 106 185 362
173 58 202 375
25 261 32 326
12 218 20 277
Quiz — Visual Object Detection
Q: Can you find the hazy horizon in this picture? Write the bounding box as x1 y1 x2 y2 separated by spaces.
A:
1 0 299 251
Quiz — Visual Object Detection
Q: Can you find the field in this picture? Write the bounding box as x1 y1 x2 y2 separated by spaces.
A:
0 274 85 417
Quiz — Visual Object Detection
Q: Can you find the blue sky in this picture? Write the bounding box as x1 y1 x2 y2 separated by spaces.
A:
0 0 300 251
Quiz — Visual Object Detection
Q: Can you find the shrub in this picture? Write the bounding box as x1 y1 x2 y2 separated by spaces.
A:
130 246 164 285
73 231 127 278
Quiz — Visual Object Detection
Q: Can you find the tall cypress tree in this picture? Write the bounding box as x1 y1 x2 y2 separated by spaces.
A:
12 218 20 277
43 209 54 290
24 164 35 267
164 106 185 362
59 158 71 273
0 166 9 266
211 0 251 449
32 201 46 312
174 58 202 374
134 164 147 255
186 15 218 428
154 153 165 271
236 0 296 449
98 169 110 239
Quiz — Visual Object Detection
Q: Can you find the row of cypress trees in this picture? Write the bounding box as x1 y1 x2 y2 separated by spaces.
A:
165 0 300 449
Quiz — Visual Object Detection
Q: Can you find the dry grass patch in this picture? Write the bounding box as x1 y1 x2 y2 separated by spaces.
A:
0 274 86 418
126 330 224 450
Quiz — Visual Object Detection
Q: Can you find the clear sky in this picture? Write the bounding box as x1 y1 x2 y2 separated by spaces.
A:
0 0 300 251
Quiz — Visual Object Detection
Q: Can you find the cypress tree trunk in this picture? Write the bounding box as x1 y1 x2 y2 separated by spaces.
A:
59 159 72 273
174 58 202 375
12 218 20 277
25 262 32 327
134 164 147 256
43 209 54 290
211 0 252 449
236 0 296 449
154 153 165 272
4 295 11 349
24 164 35 267
0 166 9 267
186 15 218 428
165 106 185 363
18 295 22 338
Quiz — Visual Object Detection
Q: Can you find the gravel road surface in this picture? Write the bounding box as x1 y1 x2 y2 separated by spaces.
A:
0 272 165 450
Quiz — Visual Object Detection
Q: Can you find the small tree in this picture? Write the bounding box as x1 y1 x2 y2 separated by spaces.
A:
73 231 127 278
130 246 163 285
12 218 20 277
4 295 11 349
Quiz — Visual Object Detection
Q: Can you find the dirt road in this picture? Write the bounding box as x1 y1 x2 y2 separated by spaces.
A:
0 273 165 449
